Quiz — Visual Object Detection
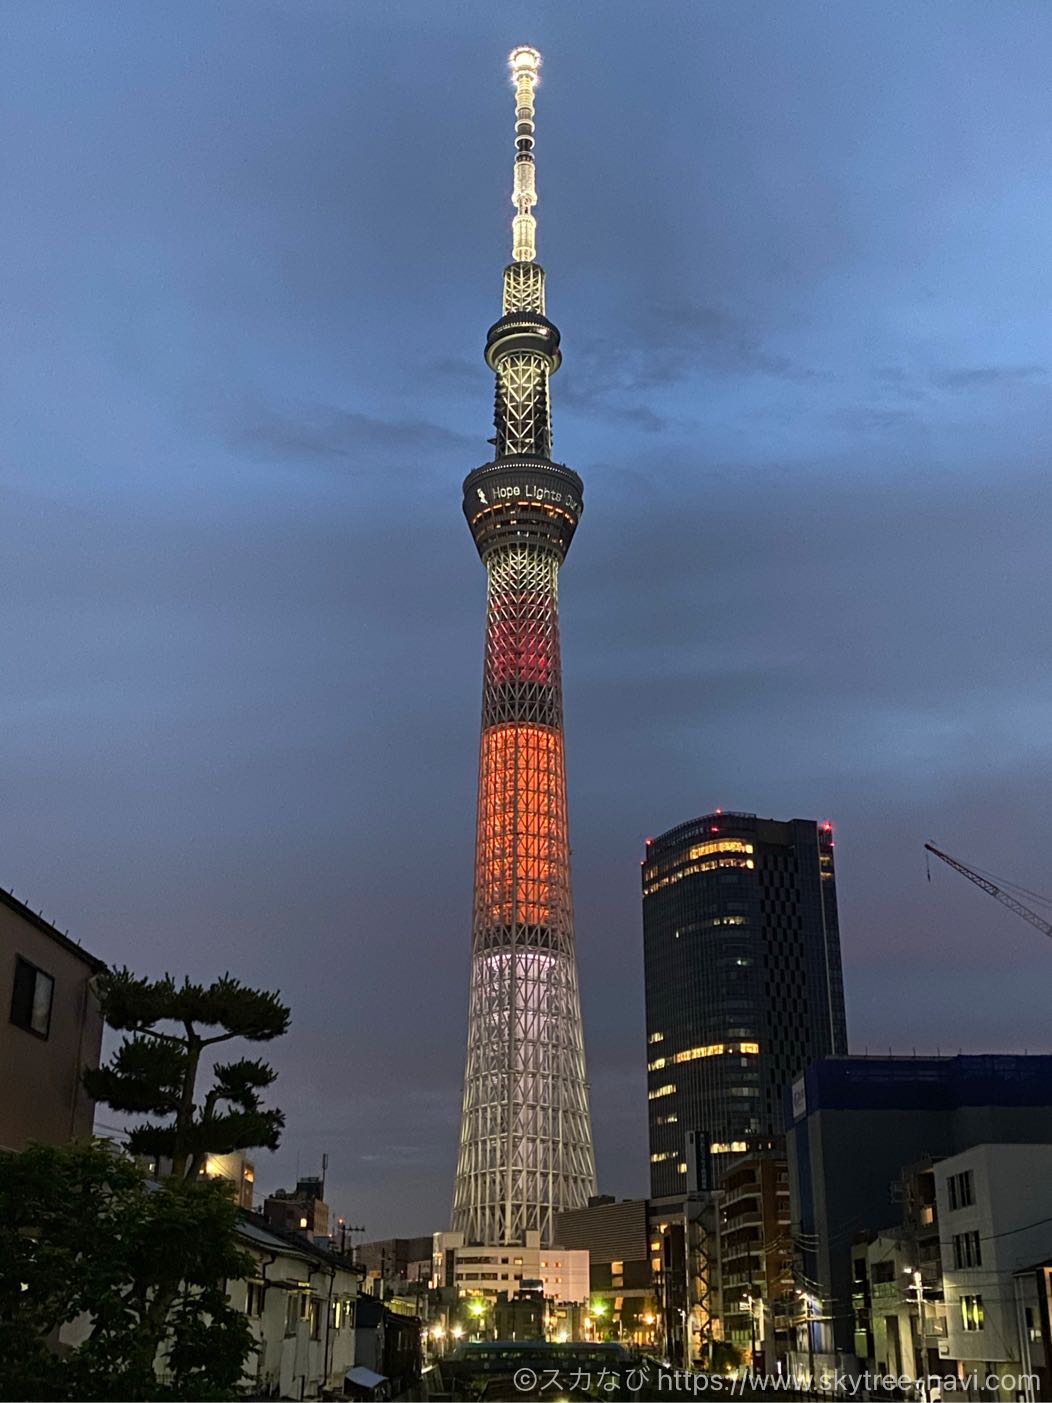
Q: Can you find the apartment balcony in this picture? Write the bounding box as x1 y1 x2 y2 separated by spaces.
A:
723 1212 763 1231
721 1185 762 1209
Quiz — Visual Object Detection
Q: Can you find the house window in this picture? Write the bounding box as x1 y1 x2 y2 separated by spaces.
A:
285 1293 300 1337
10 957 54 1038
246 1280 266 1317
952 1231 982 1269
948 1170 975 1210
308 1297 321 1340
961 1295 984 1332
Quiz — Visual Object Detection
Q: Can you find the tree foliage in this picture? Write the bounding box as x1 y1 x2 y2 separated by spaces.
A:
0 1141 255 1401
83 968 290 1177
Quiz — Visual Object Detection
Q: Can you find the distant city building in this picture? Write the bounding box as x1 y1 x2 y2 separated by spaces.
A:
433 1229 588 1307
0 886 105 1151
647 1191 723 1369
264 1174 331 1239
850 1155 947 1379
787 1054 1052 1364
642 812 846 1198
717 1146 793 1370
493 1282 546 1341
357 1236 433 1285
554 1196 658 1347
352 1294 424 1398
200 1151 255 1209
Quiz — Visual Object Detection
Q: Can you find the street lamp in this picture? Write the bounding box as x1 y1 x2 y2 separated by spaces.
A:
468 1298 488 1340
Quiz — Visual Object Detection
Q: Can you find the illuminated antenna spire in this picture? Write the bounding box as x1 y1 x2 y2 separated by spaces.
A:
508 45 541 263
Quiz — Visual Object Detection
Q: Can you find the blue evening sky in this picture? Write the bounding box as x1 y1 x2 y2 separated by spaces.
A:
2 1 1051 1233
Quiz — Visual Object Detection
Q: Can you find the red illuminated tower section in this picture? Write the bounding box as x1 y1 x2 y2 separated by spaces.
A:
452 46 596 1247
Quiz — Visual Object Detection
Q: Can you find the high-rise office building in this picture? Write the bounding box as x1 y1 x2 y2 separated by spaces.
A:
642 812 846 1198
451 47 596 1247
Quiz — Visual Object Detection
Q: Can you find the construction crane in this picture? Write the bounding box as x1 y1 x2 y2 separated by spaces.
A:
924 842 1052 942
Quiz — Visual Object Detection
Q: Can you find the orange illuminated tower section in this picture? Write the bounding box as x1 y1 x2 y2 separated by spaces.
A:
452 47 596 1247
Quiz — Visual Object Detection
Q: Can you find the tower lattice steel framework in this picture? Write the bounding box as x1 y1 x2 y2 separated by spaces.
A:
452 46 596 1247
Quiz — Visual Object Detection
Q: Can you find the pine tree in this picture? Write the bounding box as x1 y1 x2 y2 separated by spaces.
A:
84 967 290 1177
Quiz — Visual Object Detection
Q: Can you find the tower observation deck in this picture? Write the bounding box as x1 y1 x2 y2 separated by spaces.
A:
452 46 596 1247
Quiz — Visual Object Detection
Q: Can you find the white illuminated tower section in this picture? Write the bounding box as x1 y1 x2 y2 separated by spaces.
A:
453 47 596 1247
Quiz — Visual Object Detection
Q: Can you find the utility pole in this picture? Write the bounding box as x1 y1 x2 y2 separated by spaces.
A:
798 1290 815 1391
905 1268 925 1382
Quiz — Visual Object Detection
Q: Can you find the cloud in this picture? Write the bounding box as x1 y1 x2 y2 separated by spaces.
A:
931 363 1046 389
227 401 477 468
648 304 797 378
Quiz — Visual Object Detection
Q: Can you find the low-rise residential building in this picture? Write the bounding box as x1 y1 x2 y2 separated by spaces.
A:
60 1207 367 1399
0 886 105 1151
850 1157 948 1381
1013 1259 1052 1402
352 1294 423 1398
935 1143 1052 1400
235 1214 361 1399
851 1231 923 1379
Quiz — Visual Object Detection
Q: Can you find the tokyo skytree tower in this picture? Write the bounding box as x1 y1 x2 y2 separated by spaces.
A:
451 46 597 1247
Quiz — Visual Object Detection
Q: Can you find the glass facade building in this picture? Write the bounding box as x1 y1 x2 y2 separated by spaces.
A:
642 812 847 1198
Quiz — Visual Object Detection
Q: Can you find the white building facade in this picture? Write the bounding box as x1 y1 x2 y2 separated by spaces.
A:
434 1229 589 1305
935 1143 1052 1400
236 1216 360 1399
